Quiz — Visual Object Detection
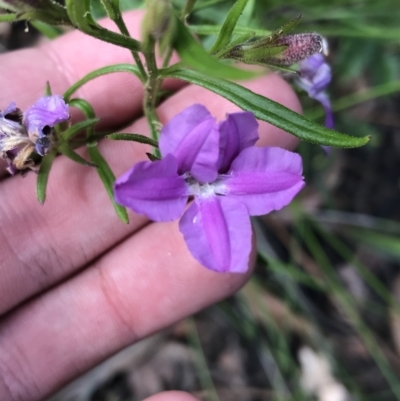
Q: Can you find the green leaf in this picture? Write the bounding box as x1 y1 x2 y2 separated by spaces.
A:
348 229 400 259
36 148 58 205
62 118 100 141
0 13 16 22
172 18 257 81
30 20 62 39
44 81 52 96
65 0 140 50
162 68 370 148
269 15 301 41
99 0 118 20
146 152 160 161
87 144 129 224
58 144 97 167
68 98 95 119
107 133 159 148
64 64 141 102
0 0 71 25
190 24 270 37
209 0 249 54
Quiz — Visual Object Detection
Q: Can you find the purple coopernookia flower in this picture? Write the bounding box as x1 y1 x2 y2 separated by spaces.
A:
1 95 69 173
296 53 334 129
24 95 70 156
0 102 25 174
114 105 305 273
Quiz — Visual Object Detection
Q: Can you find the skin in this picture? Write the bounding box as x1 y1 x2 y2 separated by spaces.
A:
0 10 302 401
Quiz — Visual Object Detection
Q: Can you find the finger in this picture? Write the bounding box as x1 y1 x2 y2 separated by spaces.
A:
0 74 300 316
0 219 255 401
143 392 201 401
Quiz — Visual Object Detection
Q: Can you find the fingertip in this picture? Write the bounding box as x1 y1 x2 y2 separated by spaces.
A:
142 391 201 401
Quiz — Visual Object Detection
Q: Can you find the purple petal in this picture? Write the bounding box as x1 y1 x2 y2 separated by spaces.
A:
179 196 251 273
114 154 189 222
298 54 331 97
0 102 17 118
314 92 334 129
309 63 331 96
1 102 22 137
221 147 305 215
24 95 69 135
218 112 259 173
300 53 325 73
159 104 219 183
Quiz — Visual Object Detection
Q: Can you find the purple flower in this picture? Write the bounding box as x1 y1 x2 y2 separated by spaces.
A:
1 102 25 174
297 53 333 129
24 95 70 155
115 105 304 273
1 95 69 173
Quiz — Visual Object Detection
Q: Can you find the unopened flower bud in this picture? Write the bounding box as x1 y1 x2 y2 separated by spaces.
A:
271 33 323 66
0 0 71 25
141 0 176 54
225 32 323 68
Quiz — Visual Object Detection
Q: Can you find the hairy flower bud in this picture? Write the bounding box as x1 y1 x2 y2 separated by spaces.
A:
0 0 71 25
225 32 323 68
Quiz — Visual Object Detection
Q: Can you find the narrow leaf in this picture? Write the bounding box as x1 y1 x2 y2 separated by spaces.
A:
36 148 57 205
210 0 249 54
348 229 400 259
62 118 100 141
270 15 301 40
173 18 257 81
68 98 95 119
87 145 129 224
146 152 161 161
163 68 370 148
31 21 62 39
65 0 140 51
58 144 97 167
190 24 270 37
45 81 52 96
107 133 159 148
0 13 16 22
64 64 141 101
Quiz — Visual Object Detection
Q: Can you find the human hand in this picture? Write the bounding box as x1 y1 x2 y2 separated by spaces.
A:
0 10 301 401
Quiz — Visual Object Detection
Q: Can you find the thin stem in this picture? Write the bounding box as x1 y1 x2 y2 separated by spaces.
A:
161 0 197 68
113 14 147 82
182 0 198 20
143 38 162 157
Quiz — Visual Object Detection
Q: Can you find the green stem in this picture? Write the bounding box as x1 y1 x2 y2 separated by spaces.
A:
182 0 198 19
143 38 162 157
112 13 147 82
162 0 197 69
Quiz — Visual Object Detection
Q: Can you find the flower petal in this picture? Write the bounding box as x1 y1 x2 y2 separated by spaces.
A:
218 111 259 173
159 104 219 183
179 196 251 273
114 154 189 222
221 147 305 215
314 92 334 129
298 53 331 97
1 102 23 139
24 95 69 136
0 102 17 118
